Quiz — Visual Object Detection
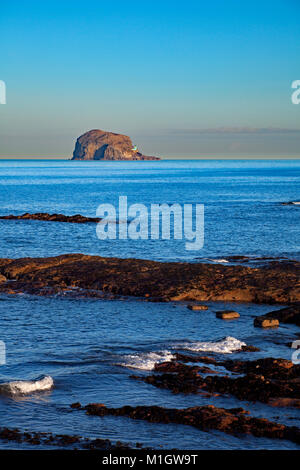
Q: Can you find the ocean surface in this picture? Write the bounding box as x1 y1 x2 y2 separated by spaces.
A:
0 159 299 449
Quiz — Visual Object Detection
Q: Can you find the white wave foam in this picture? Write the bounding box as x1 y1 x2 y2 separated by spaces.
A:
118 351 175 371
0 375 54 396
208 258 229 263
177 336 246 354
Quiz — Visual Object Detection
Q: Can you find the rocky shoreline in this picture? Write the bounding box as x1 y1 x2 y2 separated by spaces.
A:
0 426 133 449
67 350 300 447
131 356 300 405
70 402 300 446
0 253 298 449
0 254 298 304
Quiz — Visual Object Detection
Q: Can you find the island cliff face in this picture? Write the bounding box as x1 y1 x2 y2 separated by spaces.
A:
72 129 160 161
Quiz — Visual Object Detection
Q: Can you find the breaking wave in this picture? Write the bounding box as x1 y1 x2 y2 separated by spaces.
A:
118 351 175 371
118 337 246 370
177 336 246 354
208 258 229 263
0 375 54 396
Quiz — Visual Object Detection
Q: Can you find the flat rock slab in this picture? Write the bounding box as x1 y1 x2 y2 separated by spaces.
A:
254 317 279 328
0 254 298 304
216 310 240 319
187 304 208 310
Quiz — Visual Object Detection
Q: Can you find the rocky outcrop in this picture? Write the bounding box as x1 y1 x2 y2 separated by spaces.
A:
0 213 102 224
0 254 299 304
72 129 160 161
79 403 300 445
133 356 300 405
254 305 300 327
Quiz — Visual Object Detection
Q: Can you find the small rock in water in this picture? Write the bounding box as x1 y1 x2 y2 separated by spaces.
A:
281 201 300 206
269 398 300 408
187 304 208 311
216 310 240 320
241 345 260 352
70 402 82 409
254 317 279 328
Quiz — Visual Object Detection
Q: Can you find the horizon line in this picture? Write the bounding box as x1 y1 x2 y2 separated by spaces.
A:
0 156 300 160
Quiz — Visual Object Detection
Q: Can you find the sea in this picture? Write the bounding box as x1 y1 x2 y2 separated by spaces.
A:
0 158 299 449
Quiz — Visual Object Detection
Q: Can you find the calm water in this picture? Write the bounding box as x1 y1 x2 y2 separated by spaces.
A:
0 159 299 261
0 159 299 449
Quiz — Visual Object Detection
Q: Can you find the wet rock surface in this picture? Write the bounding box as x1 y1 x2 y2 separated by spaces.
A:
0 426 132 449
133 357 300 405
187 304 208 310
254 317 280 328
254 305 300 327
269 398 300 409
0 254 298 304
79 403 300 445
0 212 103 224
216 310 240 319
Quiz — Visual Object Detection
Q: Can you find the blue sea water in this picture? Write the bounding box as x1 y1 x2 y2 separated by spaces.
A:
0 159 299 450
0 159 298 261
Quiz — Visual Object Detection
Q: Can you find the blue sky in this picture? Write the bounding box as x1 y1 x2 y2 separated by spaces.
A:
0 0 300 157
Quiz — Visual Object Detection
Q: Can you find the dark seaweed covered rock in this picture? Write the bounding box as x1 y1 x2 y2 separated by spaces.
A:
83 403 300 444
0 254 298 304
135 356 300 404
254 304 300 327
0 212 102 224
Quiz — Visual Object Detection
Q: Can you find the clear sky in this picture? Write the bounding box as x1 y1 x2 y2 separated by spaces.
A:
0 0 300 158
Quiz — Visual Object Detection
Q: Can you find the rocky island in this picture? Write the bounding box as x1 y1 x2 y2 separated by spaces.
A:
72 129 160 161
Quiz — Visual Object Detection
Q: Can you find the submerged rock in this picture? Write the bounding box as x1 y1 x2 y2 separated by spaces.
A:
269 398 300 408
72 129 160 161
0 425 129 449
